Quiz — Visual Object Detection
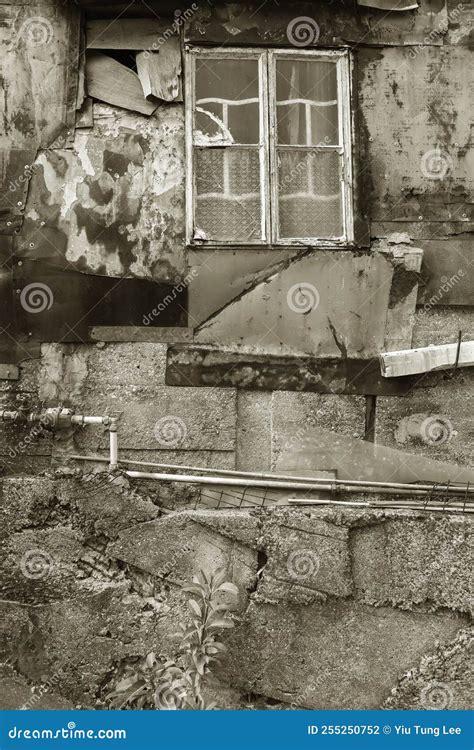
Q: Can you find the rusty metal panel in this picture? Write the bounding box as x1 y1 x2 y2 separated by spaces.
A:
19 104 186 282
194 248 421 358
184 0 447 47
0 2 80 149
188 249 296 324
165 346 423 396
359 46 472 223
12 259 187 344
417 238 474 306
0 147 37 233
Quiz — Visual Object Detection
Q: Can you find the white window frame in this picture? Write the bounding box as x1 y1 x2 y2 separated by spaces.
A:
185 46 353 248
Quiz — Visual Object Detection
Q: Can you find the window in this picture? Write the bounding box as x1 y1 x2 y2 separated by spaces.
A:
185 48 353 247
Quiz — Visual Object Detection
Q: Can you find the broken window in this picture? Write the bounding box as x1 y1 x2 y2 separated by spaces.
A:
186 48 353 246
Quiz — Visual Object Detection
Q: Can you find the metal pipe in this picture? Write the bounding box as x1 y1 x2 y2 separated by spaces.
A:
124 470 474 499
70 454 474 497
288 498 474 514
109 419 118 468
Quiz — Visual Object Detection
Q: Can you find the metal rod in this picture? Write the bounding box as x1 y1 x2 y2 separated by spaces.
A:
288 498 474 514
124 470 474 499
70 455 474 496
109 420 118 469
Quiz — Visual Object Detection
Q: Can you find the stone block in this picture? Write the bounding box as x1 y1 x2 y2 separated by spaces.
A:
225 600 467 709
376 371 474 467
351 515 473 614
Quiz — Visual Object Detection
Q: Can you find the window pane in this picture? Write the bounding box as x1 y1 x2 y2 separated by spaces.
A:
195 148 261 242
278 150 343 238
195 58 260 144
276 60 339 146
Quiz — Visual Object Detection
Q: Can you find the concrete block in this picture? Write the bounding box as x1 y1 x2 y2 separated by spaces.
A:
376 371 474 467
271 391 366 474
351 516 473 615
260 511 352 599
109 511 258 610
225 600 467 708
71 387 237 453
236 391 272 472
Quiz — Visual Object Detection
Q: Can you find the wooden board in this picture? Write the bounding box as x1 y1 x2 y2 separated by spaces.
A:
136 40 182 102
86 18 171 49
85 51 158 115
380 341 474 377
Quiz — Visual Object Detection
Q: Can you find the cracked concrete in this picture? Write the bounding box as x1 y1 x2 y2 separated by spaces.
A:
0 475 472 709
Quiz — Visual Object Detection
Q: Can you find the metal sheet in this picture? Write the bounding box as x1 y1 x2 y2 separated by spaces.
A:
13 259 187 344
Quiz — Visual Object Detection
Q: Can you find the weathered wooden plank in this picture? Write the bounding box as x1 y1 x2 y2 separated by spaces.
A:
165 346 426 396
85 51 157 115
136 40 182 102
86 18 172 49
380 341 474 378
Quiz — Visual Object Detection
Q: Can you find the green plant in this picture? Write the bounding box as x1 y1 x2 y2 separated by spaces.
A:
107 568 238 710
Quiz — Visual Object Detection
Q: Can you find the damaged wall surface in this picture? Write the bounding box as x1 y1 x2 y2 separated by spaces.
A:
0 0 472 715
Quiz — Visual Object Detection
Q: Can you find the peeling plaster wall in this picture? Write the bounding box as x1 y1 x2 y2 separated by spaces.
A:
19 104 185 282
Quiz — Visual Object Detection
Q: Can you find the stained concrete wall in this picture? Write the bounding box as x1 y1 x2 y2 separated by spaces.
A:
0 0 473 713
0 475 472 709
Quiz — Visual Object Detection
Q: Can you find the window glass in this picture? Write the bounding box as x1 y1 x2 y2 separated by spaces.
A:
278 150 342 238
276 60 339 146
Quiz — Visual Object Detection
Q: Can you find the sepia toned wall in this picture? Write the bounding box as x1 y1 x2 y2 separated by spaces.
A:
0 0 472 711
